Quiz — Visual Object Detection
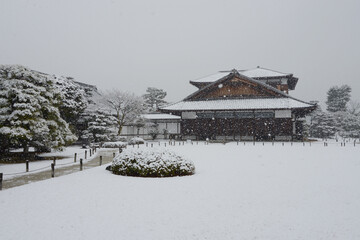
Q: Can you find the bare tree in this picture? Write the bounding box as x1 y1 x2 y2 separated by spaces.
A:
102 90 144 135
348 100 360 116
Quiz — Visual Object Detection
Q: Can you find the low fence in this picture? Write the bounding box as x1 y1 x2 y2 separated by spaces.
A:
0 147 102 190
139 139 358 148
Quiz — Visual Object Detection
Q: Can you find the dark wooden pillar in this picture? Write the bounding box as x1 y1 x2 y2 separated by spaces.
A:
253 110 256 141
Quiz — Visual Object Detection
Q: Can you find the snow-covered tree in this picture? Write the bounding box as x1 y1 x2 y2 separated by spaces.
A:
54 76 88 133
0 65 77 153
146 122 159 140
102 90 144 135
347 100 360 116
80 109 118 143
143 87 167 112
308 107 337 138
333 111 360 138
326 85 351 112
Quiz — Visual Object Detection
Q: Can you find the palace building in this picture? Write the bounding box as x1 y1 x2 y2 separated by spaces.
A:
160 67 316 141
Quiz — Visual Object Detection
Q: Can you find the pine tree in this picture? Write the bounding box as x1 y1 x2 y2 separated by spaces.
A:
326 85 351 112
333 111 360 138
80 109 118 143
54 76 88 133
143 87 167 112
309 107 337 138
0 65 77 153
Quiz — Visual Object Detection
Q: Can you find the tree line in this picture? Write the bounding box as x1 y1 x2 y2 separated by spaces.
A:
0 65 167 154
309 85 360 139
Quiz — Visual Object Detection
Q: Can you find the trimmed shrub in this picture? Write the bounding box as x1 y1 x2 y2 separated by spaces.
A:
128 137 145 145
111 148 195 177
102 141 127 148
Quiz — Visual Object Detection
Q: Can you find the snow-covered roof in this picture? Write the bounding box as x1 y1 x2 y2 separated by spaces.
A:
141 114 181 120
190 72 231 83
239 67 291 78
190 67 291 83
161 98 314 111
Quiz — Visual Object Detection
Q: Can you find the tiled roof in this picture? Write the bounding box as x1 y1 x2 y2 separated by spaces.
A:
161 98 314 111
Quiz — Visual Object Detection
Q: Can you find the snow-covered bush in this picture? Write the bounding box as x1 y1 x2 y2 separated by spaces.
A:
128 137 145 145
111 148 195 177
102 141 127 148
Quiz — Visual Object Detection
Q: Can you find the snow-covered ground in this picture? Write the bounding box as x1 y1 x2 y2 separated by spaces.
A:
0 146 95 180
1 142 360 239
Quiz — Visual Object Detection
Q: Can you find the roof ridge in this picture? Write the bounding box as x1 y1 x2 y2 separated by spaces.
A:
240 66 291 75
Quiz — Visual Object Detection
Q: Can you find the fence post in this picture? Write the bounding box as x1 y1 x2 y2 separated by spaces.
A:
53 157 56 166
80 158 83 171
0 173 3 190
90 149 92 157
100 156 102 166
74 153 77 163
51 163 55 178
26 160 29 172
151 143 153 148
85 150 87 159
113 152 115 158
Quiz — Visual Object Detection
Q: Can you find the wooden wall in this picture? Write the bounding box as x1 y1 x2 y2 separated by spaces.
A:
191 76 280 100
181 118 293 140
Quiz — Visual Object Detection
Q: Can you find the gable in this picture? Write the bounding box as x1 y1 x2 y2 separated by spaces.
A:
187 75 283 101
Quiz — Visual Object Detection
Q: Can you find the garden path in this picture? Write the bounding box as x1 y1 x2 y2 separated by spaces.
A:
2 149 116 190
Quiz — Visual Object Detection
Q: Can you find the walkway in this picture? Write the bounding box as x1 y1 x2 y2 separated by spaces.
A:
1 149 116 190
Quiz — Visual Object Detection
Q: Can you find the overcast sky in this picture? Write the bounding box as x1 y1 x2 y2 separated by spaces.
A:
1 0 359 107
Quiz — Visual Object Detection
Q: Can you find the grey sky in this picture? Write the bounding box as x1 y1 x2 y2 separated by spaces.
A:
1 0 359 107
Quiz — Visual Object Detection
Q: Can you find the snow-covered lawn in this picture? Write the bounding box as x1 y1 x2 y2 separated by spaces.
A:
1 142 360 239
